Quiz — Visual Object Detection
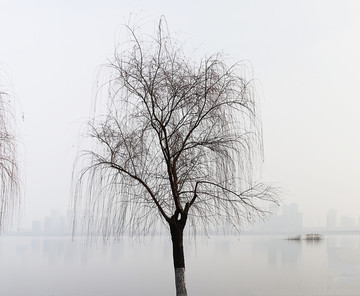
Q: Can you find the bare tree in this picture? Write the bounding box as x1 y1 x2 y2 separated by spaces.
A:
72 18 277 296
0 71 20 231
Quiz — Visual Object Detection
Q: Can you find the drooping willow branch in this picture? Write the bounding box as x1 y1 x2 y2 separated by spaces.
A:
72 17 278 237
0 82 20 231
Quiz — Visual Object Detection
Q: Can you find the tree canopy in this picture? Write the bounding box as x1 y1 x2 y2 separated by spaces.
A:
72 19 277 238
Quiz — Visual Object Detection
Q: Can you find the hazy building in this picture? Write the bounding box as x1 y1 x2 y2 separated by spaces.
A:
44 216 53 234
34 209 71 235
252 203 302 234
326 209 337 230
32 220 42 234
282 203 302 233
340 215 356 230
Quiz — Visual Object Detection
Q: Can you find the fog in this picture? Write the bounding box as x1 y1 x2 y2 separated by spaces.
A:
1 235 360 295
1 0 360 229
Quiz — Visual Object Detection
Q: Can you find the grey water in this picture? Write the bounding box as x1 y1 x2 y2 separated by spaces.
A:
0 235 359 295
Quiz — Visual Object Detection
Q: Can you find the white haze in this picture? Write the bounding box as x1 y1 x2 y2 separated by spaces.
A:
0 0 359 229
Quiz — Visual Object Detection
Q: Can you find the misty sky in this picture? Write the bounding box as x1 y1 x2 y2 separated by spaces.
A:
1 0 360 229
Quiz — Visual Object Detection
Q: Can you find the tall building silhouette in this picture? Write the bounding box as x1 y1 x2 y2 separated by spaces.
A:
282 203 302 233
253 203 302 233
326 209 337 230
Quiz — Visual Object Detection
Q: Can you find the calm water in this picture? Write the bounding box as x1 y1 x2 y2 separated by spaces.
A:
0 235 359 295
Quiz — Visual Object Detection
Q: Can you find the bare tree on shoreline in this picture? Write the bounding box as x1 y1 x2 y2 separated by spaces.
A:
72 18 277 296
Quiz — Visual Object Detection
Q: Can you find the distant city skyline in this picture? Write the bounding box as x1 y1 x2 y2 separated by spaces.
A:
252 203 360 234
9 203 360 236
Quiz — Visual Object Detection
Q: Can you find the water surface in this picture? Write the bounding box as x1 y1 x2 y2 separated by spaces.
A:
0 235 359 295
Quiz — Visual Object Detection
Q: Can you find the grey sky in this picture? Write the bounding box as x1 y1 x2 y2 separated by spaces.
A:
1 0 359 228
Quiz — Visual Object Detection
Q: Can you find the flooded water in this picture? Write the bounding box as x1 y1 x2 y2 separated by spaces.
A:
0 234 359 295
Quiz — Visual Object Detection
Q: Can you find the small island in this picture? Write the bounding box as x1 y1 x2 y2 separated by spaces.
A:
287 234 323 241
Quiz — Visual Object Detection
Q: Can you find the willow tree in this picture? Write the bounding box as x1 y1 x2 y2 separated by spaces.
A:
72 18 277 296
0 73 20 231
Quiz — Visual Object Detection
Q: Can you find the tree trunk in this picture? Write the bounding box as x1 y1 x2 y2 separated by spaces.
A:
170 220 188 296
